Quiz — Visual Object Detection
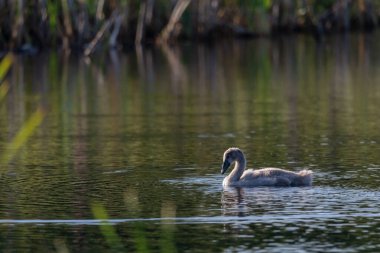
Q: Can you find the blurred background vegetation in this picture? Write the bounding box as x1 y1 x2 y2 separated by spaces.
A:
0 0 379 55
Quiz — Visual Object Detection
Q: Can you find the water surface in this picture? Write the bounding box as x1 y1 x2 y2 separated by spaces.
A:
1 34 380 252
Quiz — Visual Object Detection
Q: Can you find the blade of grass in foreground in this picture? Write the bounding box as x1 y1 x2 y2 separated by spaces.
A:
0 54 13 83
0 107 46 165
0 53 13 101
91 202 123 251
0 81 9 101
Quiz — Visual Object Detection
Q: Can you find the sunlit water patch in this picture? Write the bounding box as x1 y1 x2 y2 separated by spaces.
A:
221 186 380 218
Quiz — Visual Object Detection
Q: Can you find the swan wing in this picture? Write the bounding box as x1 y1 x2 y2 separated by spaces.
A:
239 170 276 186
240 168 293 186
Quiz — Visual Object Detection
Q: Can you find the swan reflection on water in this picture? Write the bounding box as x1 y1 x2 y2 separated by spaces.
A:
221 187 248 217
221 186 315 217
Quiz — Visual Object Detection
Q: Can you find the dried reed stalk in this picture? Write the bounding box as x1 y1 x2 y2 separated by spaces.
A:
61 0 73 50
135 1 147 44
157 0 191 44
11 0 24 49
84 11 117 56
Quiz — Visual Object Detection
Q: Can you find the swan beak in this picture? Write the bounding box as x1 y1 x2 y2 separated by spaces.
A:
221 160 230 174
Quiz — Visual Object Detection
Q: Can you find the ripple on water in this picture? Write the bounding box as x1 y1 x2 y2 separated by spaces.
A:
161 173 223 195
102 169 129 174
162 172 380 221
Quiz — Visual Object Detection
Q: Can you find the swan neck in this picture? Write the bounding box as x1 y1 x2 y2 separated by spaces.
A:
229 158 246 182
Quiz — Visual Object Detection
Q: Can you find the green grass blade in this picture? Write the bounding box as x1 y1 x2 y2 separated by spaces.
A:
0 81 10 101
0 54 13 83
0 107 46 165
91 202 123 251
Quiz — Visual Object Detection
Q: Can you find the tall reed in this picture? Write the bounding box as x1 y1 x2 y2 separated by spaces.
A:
0 0 379 54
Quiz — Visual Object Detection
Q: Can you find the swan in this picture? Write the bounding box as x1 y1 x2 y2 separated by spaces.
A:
221 147 313 187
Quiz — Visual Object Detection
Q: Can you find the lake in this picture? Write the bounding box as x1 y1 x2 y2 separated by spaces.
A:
1 33 380 252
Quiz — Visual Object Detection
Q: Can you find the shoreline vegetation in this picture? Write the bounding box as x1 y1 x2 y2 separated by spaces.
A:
0 0 379 56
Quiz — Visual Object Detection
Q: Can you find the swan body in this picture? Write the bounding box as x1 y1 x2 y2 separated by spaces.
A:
221 147 313 187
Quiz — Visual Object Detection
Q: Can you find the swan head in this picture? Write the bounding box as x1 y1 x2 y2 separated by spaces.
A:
221 147 244 174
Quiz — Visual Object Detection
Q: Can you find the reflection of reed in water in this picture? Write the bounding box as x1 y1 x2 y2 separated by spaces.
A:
160 43 188 95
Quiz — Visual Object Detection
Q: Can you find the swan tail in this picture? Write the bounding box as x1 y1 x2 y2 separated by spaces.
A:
296 169 313 186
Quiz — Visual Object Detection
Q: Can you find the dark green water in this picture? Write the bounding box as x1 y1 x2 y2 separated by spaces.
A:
1 33 380 252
